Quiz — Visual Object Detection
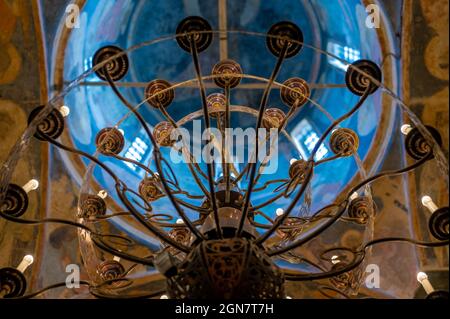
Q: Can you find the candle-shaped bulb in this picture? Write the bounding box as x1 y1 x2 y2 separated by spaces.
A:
22 179 39 193
97 190 108 199
421 196 438 213
59 105 70 117
276 208 284 216
16 255 34 273
417 271 435 295
401 124 412 136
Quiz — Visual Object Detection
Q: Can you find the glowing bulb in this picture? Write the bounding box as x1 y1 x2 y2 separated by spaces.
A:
417 271 434 295
286 296 292 299
401 124 412 135
118 129 125 135
290 158 297 165
331 255 340 264
113 256 121 262
160 294 168 299
349 192 359 201
59 105 70 117
276 208 284 216
176 218 184 224
16 255 34 273
421 196 438 213
22 179 39 193
97 190 108 199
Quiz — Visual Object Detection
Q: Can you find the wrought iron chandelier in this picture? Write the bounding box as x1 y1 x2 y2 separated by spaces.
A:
0 14 448 299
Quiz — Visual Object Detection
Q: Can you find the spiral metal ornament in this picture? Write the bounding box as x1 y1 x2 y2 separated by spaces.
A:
95 127 125 155
429 207 449 241
288 159 309 182
1 184 28 217
206 93 226 118
0 267 27 298
96 260 125 285
28 105 65 141
165 227 191 258
176 16 213 53
92 45 129 81
79 194 107 219
275 216 304 241
145 79 175 109
138 176 164 202
212 59 242 88
266 21 303 58
405 126 442 160
167 238 285 299
280 78 310 108
329 263 361 293
345 59 382 96
347 196 375 225
262 108 286 129
330 128 359 157
153 121 176 147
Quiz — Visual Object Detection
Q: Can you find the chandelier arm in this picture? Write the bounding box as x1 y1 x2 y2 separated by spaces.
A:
89 285 166 299
6 281 91 299
285 238 449 282
283 251 365 281
115 182 197 250
91 235 155 266
189 35 223 239
309 86 371 161
224 86 231 203
156 101 210 184
345 152 433 198
173 198 210 214
0 210 93 233
103 69 205 242
250 101 300 188
267 152 434 256
315 154 341 166
250 191 287 211
248 178 289 193
255 162 313 244
42 134 200 244
237 42 290 237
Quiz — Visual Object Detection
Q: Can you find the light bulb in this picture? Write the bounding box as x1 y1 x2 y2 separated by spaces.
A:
160 294 168 299
421 195 438 213
289 158 297 165
22 179 39 193
118 129 125 135
113 256 121 262
176 218 184 224
16 255 34 273
276 208 284 216
286 296 292 299
417 271 434 295
97 190 108 199
349 192 359 201
331 255 340 264
401 124 412 135
59 105 70 117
